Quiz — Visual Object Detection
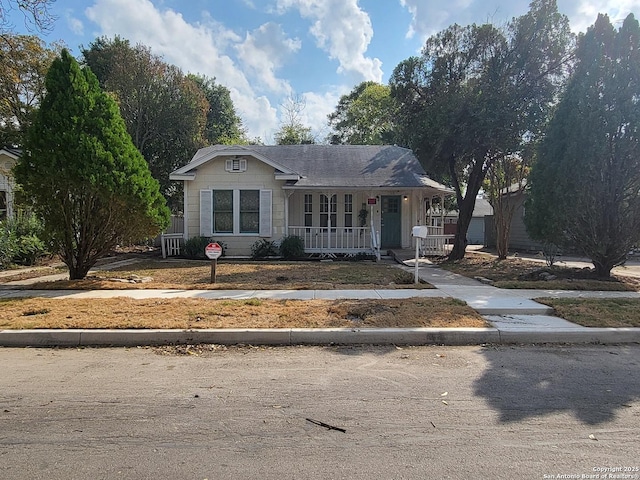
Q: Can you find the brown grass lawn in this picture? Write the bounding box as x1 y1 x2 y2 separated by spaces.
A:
0 297 487 329
8 259 433 290
536 298 640 328
437 253 640 291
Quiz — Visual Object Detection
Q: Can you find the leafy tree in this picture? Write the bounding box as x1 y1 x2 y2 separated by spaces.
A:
0 34 60 146
14 49 170 280
189 74 247 145
274 94 315 144
82 36 209 210
327 81 395 145
0 0 56 35
525 14 640 278
390 0 573 260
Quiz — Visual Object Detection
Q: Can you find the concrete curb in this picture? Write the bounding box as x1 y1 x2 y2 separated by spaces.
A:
1 327 639 347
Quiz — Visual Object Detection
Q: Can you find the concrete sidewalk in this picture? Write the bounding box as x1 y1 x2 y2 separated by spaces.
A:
1 262 639 347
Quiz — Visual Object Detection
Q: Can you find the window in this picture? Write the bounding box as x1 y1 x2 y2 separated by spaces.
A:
304 194 313 228
213 190 233 233
0 191 6 221
344 194 353 228
240 190 259 233
201 189 271 237
320 194 336 229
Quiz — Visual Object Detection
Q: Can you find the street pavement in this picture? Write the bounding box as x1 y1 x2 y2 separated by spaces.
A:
0 344 638 480
1 259 640 346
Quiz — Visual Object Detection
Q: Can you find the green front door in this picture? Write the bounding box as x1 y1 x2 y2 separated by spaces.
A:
381 195 401 248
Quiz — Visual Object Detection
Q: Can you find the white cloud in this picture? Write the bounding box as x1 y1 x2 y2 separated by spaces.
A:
84 0 281 142
399 0 527 41
558 0 640 33
399 0 640 44
236 22 301 94
299 88 347 142
65 11 84 35
276 0 383 83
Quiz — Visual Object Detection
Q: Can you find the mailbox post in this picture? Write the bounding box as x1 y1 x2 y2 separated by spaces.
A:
204 243 223 283
411 226 429 284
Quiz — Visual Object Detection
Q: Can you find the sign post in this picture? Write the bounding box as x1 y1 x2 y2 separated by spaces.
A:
204 243 223 283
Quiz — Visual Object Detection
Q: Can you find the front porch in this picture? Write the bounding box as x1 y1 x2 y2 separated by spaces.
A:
287 225 379 258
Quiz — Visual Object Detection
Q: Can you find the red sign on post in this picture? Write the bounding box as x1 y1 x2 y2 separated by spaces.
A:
205 242 223 260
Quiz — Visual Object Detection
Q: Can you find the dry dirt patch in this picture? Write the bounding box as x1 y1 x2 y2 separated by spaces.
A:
14 259 433 290
0 297 487 329
535 298 640 328
437 253 639 291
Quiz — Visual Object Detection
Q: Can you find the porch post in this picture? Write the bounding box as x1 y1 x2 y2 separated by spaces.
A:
182 181 188 240
284 190 292 237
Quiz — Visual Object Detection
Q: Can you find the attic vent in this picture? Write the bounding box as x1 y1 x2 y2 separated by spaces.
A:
225 157 247 173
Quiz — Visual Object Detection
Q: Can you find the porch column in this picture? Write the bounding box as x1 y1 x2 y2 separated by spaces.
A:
182 181 188 240
284 190 293 237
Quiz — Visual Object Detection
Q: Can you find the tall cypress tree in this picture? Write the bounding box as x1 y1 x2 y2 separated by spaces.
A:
15 49 170 279
525 14 640 277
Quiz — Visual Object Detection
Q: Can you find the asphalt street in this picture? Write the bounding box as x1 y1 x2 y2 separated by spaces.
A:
1 345 639 480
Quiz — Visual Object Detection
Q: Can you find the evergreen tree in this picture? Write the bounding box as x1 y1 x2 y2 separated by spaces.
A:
525 14 640 277
14 49 170 279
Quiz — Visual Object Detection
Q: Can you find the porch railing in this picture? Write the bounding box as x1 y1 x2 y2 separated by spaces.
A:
419 225 455 256
288 226 372 254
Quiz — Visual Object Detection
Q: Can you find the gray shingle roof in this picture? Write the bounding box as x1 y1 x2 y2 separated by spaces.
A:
183 144 451 191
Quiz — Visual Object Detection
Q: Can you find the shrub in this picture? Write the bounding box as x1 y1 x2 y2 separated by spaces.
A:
251 239 278 259
279 235 305 259
0 212 49 268
183 237 226 259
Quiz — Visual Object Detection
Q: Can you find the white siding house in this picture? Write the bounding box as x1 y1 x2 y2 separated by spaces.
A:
169 145 453 257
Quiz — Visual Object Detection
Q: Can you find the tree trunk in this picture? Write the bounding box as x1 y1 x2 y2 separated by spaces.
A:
449 202 473 260
593 260 613 279
495 212 512 260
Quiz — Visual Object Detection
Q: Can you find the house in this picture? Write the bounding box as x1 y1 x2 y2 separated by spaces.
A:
484 187 543 251
440 194 494 244
169 144 453 258
0 148 19 221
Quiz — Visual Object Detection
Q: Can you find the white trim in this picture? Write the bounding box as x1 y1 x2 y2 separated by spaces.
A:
169 173 196 181
171 146 297 176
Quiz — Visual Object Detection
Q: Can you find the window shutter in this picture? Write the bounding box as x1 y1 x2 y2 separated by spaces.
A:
200 190 213 236
240 158 247 172
259 189 272 237
225 159 232 172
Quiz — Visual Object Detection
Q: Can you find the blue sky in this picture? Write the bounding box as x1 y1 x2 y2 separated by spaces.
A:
7 0 639 143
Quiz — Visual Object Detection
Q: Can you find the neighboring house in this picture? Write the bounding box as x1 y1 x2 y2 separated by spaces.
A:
169 144 453 257
484 188 543 251
0 147 20 221
441 195 494 244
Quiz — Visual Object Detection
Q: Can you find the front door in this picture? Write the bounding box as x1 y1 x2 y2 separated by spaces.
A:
381 195 401 248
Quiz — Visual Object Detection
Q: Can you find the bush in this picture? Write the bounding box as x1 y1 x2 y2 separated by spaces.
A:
251 239 278 259
183 236 226 259
0 212 49 268
279 235 305 259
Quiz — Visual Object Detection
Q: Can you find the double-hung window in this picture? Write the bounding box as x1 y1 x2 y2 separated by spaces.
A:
344 194 353 229
213 190 233 233
201 189 272 237
0 191 8 221
304 194 313 229
239 190 259 233
320 194 337 229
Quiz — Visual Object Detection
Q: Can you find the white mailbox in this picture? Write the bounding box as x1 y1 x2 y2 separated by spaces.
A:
412 225 429 238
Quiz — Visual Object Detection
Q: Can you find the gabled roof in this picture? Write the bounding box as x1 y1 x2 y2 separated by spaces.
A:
170 144 452 193
0 147 21 159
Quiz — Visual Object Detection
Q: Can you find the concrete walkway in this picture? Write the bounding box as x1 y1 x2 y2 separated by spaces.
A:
1 260 639 347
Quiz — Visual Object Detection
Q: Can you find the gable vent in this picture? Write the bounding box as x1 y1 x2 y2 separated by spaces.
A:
225 157 247 172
